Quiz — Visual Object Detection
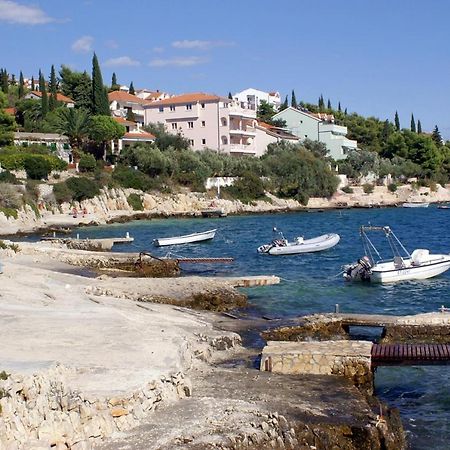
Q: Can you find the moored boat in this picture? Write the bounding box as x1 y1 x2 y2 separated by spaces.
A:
343 225 450 283
153 229 216 247
257 230 340 255
401 202 430 208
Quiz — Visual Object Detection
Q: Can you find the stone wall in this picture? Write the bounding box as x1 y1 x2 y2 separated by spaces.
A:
0 366 191 449
260 340 373 393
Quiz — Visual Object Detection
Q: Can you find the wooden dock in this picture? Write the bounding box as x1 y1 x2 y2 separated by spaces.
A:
372 343 450 366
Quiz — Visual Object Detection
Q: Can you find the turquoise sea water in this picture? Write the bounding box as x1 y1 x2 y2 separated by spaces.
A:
72 206 449 449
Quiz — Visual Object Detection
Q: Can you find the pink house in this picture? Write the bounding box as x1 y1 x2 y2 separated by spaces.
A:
111 117 155 154
144 92 259 156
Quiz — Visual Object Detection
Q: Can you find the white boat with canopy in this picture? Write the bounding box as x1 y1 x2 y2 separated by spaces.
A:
257 229 340 255
153 229 216 247
343 225 450 283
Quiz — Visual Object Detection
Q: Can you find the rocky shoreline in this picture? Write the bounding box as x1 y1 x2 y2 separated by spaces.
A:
0 241 409 449
0 182 449 237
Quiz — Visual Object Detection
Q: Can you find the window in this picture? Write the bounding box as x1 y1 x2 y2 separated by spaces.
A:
221 117 227 126
201 121 206 127
201 103 205 109
202 139 206 145
170 105 176 111
186 104 192 110
188 121 194 129
189 139 194 146
159 106 164 112
172 123 178 130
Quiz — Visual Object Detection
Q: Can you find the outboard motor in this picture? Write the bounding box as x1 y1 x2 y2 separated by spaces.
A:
343 256 372 281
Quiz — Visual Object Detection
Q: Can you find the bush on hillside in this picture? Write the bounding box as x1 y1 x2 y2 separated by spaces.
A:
65 177 100 201
53 181 73 204
341 185 353 193
127 193 144 211
387 183 398 192
112 166 152 191
222 172 266 204
78 154 97 172
0 152 67 172
0 171 19 184
363 183 374 194
24 156 52 180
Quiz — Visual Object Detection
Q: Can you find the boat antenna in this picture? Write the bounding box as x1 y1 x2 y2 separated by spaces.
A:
389 229 411 258
360 227 382 262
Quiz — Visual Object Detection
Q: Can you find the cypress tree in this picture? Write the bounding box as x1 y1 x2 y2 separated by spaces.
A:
318 94 324 111
1 69 9 93
327 98 331 109
344 108 347 115
280 95 288 110
91 52 110 115
410 113 416 133
18 71 24 98
31 76 35 91
338 101 341 112
431 125 442 146
38 69 43 91
111 72 118 90
394 111 400 131
291 90 297 108
10 74 16 85
381 119 391 141
39 72 48 117
48 65 58 111
417 120 422 134
228 92 233 99
129 81 135 95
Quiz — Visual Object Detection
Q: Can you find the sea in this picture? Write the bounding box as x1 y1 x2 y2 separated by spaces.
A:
66 206 450 449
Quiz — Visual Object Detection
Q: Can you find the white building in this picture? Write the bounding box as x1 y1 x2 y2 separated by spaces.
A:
233 88 281 111
272 107 357 160
108 90 149 125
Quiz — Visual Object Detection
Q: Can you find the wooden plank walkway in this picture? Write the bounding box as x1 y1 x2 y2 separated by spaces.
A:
372 344 450 365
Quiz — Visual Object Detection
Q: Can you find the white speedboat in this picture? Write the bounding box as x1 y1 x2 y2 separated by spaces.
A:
343 225 450 283
258 230 340 255
401 202 429 208
153 229 216 247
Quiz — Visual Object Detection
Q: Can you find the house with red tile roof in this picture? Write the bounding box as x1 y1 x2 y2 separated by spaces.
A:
24 91 75 108
135 89 171 102
108 90 149 125
144 92 261 156
111 117 155 154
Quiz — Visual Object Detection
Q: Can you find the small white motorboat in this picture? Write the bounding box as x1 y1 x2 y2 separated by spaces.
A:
343 225 450 283
401 202 430 208
153 229 216 247
257 229 340 255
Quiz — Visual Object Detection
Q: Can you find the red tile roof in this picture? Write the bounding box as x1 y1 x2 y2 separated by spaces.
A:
123 131 155 140
30 90 74 103
108 90 149 104
113 117 136 126
147 92 225 107
4 107 16 116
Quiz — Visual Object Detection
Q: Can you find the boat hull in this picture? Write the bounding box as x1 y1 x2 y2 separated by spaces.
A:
260 233 340 255
153 229 216 246
401 202 430 208
370 256 450 283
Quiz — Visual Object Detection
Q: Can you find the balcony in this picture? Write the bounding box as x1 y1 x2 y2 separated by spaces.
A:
227 144 257 155
229 127 256 137
224 104 256 119
319 123 348 136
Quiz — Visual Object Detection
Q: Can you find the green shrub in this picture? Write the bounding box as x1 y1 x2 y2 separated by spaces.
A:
0 241 19 252
0 207 18 219
387 183 398 192
363 183 374 194
0 370 9 380
0 171 19 184
53 182 73 204
112 166 152 191
341 185 353 193
78 154 97 172
65 177 100 201
0 152 67 172
24 156 52 180
127 193 144 211
222 172 266 204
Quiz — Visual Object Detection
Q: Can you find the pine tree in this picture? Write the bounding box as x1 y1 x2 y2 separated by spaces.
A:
18 71 24 98
91 53 110 115
338 102 341 112
410 113 416 133
129 81 135 95
291 90 297 108
39 72 48 117
431 125 442 146
381 119 391 141
417 120 422 134
280 95 288 111
394 111 400 131
48 65 58 111
327 99 331 109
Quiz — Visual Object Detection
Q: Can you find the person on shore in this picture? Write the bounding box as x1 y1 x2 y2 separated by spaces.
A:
72 207 78 218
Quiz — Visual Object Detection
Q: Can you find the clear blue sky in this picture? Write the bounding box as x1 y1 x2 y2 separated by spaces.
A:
1 0 450 137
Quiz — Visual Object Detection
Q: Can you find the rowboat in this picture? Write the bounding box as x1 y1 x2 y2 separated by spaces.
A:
401 202 429 208
343 225 450 283
153 229 216 247
257 230 340 255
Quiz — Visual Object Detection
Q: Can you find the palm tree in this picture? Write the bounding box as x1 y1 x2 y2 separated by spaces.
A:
50 108 91 158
